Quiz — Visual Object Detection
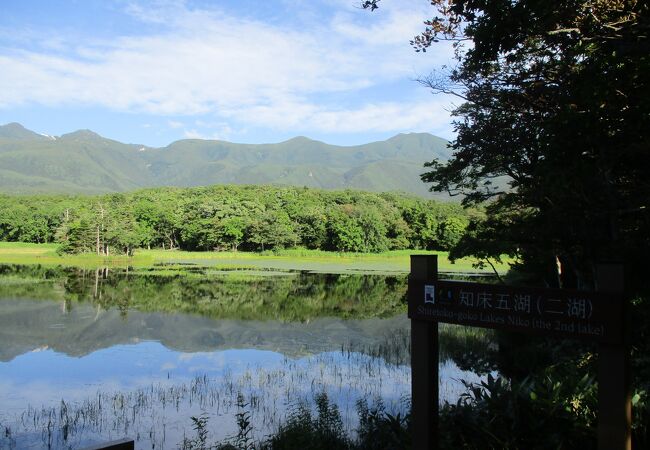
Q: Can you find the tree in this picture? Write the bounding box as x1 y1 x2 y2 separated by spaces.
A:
246 210 298 251
55 207 98 254
436 216 468 251
327 208 365 252
367 0 649 288
365 0 649 445
399 199 439 249
354 205 390 252
216 216 246 251
2 185 471 254
104 205 143 256
295 206 328 249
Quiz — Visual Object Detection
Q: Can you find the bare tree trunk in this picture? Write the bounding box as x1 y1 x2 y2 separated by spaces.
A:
98 204 106 255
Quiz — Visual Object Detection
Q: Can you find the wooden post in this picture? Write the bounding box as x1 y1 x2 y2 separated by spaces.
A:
596 263 630 450
410 255 438 450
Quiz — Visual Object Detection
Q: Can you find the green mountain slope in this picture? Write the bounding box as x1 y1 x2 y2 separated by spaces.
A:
0 123 452 198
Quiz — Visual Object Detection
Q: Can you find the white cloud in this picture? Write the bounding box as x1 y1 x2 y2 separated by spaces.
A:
0 1 456 136
182 129 204 139
222 95 456 138
183 121 233 141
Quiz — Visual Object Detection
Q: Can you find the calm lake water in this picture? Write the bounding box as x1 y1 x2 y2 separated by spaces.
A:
0 265 491 449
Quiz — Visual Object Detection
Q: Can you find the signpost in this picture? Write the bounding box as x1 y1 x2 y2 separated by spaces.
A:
408 255 630 450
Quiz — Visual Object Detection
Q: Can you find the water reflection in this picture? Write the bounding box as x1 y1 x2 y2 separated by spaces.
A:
1 341 482 449
0 297 410 361
0 265 494 449
0 264 407 322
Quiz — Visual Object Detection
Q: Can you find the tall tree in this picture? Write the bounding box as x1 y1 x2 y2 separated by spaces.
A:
365 1 649 445
367 0 649 287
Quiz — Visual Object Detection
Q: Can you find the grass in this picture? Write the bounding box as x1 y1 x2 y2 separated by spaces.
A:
0 346 412 449
0 241 152 268
0 324 491 450
0 242 512 274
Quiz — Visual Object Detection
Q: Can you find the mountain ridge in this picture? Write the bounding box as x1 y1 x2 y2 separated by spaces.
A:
0 123 452 198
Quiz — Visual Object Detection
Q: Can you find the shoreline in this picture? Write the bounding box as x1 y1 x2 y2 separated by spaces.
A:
0 242 511 275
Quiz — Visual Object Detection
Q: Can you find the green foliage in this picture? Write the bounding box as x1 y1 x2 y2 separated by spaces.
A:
630 293 650 449
0 264 408 321
365 1 649 446
247 210 298 251
217 217 246 251
178 393 412 450
233 393 254 450
410 0 650 288
436 216 468 251
439 372 598 450
0 185 475 255
181 414 211 450
327 210 365 252
265 393 349 450
356 398 410 450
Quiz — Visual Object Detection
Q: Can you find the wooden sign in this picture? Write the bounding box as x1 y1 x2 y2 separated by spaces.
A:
408 255 630 450
408 279 624 343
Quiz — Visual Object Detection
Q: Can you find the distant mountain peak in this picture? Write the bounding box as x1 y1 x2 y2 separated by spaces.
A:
1 122 25 129
276 136 318 146
60 129 103 140
388 132 448 142
0 122 454 199
286 136 313 142
0 122 48 141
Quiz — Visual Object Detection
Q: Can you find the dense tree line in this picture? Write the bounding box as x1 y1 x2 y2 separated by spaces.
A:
0 185 476 254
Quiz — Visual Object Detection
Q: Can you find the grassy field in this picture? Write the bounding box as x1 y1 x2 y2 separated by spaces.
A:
0 242 511 274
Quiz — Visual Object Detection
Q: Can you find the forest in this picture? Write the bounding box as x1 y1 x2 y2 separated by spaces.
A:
0 185 475 255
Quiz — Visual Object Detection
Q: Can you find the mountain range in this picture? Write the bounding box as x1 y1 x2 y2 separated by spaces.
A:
0 122 452 198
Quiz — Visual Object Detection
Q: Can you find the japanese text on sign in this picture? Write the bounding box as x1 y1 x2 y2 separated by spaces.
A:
408 280 623 343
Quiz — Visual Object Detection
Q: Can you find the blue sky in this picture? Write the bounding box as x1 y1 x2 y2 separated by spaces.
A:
0 0 457 147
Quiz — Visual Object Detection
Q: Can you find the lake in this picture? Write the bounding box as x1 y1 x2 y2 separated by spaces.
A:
0 264 493 449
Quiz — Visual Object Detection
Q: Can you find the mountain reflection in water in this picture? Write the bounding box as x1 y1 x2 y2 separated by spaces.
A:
0 264 494 449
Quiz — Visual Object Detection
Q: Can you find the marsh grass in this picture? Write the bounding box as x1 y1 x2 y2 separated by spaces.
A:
0 242 512 274
0 326 493 450
0 256 500 449
344 324 494 368
0 350 409 449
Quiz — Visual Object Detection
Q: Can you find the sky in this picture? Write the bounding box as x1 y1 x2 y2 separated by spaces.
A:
0 0 458 147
